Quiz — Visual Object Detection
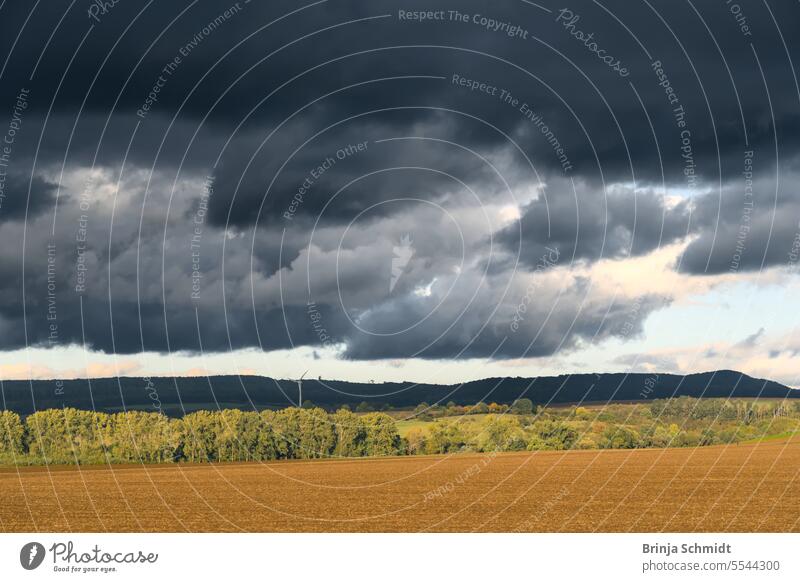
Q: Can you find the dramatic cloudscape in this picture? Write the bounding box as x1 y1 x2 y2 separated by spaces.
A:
0 0 798 385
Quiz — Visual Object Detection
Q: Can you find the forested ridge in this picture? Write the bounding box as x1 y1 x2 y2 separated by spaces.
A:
0 370 795 416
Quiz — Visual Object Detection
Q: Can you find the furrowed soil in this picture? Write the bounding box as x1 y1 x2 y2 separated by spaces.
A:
1 439 799 532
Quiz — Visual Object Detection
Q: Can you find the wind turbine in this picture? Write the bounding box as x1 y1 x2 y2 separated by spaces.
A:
296 370 308 408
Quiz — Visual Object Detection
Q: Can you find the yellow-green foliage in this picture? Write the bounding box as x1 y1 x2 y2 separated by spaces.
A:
361 412 401 456
394 397 800 455
0 411 24 457
2 397 797 466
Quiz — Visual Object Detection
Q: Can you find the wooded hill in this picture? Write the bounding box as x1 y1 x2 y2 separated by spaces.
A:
1 370 796 417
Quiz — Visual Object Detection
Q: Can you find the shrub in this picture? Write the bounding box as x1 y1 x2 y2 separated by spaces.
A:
529 420 579 450
600 426 640 449
355 401 374 413
477 415 526 452
404 427 428 455
511 398 535 415
426 421 468 454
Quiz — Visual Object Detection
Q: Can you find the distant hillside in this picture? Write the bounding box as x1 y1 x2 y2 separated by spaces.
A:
0 370 796 416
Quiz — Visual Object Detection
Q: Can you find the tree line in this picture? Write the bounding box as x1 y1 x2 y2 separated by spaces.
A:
648 396 796 422
2 397 798 466
0 408 400 465
0 407 576 464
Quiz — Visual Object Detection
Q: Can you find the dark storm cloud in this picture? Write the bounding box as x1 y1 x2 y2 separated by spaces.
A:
0 173 57 221
342 280 670 360
3 0 799 187
678 169 800 274
207 116 504 228
0 0 798 360
498 178 692 267
0 173 328 354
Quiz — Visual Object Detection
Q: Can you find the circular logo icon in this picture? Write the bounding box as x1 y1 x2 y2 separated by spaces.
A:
20 542 46 570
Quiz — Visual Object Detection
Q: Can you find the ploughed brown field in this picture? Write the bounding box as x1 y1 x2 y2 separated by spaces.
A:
2 438 799 532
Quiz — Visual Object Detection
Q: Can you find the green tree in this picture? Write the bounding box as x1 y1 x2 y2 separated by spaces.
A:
471 402 489 415
25 408 110 464
212 409 262 462
256 410 279 460
0 411 24 458
426 421 468 454
111 410 176 463
530 420 578 450
511 398 535 415
331 409 366 457
361 412 401 456
404 427 428 455
179 410 216 462
640 423 671 448
355 401 374 413
271 408 304 459
601 425 640 449
298 408 336 458
699 428 717 446
478 415 526 452
413 402 432 421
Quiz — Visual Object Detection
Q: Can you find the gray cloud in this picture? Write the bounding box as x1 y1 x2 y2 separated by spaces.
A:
498 178 692 267
0 173 57 221
678 171 800 274
0 0 798 362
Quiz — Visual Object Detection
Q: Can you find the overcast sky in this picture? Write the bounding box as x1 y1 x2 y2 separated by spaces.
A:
0 0 799 386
